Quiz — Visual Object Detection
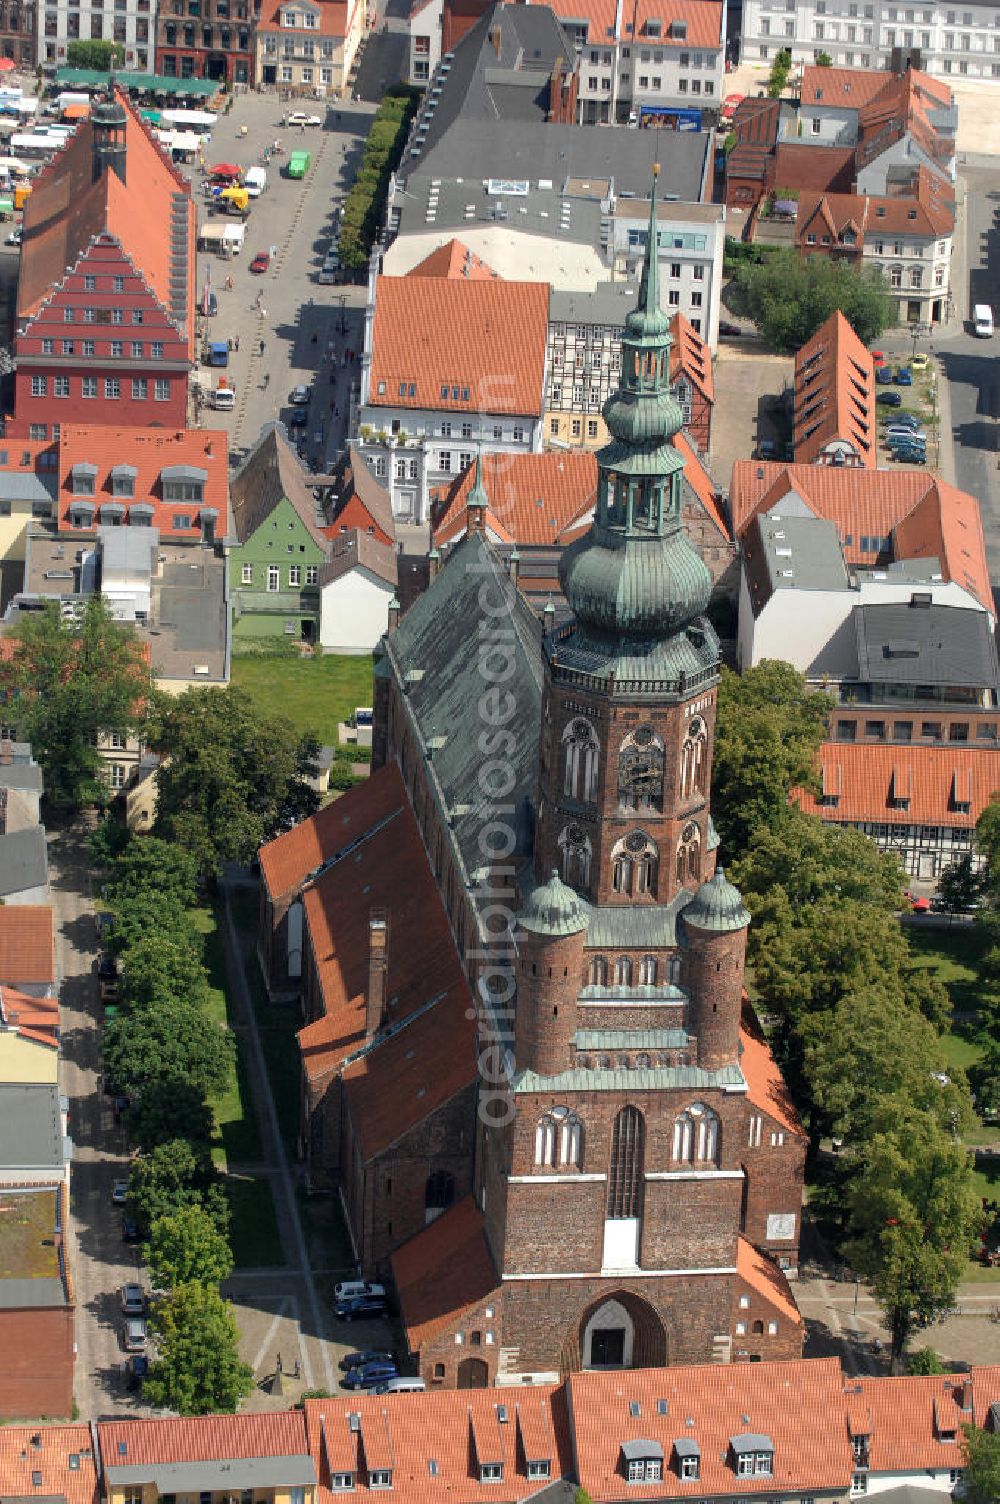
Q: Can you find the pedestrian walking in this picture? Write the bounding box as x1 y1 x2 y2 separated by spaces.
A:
227 337 233 352
269 244 277 260
259 338 266 356
263 371 270 389
260 305 268 320
234 333 240 351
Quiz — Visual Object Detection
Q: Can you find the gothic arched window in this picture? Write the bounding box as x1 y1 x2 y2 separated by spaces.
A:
608 1106 644 1219
680 717 708 801
615 955 633 987
559 823 592 888
672 1102 720 1165
612 831 658 898
535 1106 582 1168
588 955 608 987
562 717 600 803
676 822 701 884
618 726 665 813
639 955 657 985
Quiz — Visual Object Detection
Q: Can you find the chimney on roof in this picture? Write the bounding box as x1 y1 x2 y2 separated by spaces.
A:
91 80 128 186
366 912 388 1038
427 545 441 582
508 547 520 585
959 1379 974 1413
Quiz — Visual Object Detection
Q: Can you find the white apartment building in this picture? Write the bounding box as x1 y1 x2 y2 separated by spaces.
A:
40 0 151 69
741 0 1000 81
561 0 725 123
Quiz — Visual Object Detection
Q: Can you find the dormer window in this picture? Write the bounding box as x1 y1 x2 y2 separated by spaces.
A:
852 1435 870 1468
161 464 208 505
622 1442 664 1483
526 1461 550 1480
673 1439 700 1481
111 464 137 498
330 1475 356 1492
368 1471 392 1490
71 462 98 496
730 1435 774 1477
479 1463 503 1483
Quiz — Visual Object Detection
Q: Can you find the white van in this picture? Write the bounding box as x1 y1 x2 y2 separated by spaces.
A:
210 386 235 411
377 1377 426 1393
245 166 267 197
974 303 994 337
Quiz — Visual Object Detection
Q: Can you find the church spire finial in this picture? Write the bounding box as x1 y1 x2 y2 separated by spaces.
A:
638 162 661 322
465 446 489 536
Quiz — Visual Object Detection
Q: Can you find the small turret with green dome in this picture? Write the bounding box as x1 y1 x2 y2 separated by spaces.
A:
555 165 718 687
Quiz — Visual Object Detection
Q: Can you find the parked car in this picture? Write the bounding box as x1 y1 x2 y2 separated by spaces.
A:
870 349 885 363
883 412 922 431
886 428 926 447
119 1283 146 1315
317 258 339 285
288 408 309 427
877 390 902 407
340 1348 395 1371
876 365 895 384
894 366 913 385
98 952 118 981
6 225 21 246
122 1318 148 1352
335 1294 389 1321
286 111 322 127
290 384 310 405
334 1280 386 1302
111 1178 129 1205
125 1353 149 1390
891 444 927 464
121 1215 142 1243
911 352 929 371
341 1360 398 1390
718 319 743 336
250 250 271 273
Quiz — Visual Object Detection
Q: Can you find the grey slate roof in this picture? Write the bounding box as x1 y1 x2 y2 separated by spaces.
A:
415 1 575 158
0 470 54 503
0 1083 66 1172
414 119 710 206
104 1461 317 1493
550 282 640 327
383 530 543 880
515 1060 745 1093
852 600 998 689
0 825 48 898
0 1277 66 1309
230 423 329 551
319 530 398 590
98 525 160 577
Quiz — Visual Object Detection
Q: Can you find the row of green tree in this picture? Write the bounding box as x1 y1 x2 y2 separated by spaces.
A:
0 599 320 876
94 834 255 1415
337 87 420 271
713 662 984 1373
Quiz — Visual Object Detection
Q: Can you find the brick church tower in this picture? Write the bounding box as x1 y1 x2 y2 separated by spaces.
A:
467 171 803 1383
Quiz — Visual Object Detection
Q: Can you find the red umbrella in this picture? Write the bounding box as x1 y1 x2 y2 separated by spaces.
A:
209 163 240 178
0 57 16 71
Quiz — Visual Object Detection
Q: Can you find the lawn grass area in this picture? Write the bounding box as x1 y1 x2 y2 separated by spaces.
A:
906 925 983 1014
189 904 263 1169
230 888 302 1158
224 1174 286 1268
231 653 374 747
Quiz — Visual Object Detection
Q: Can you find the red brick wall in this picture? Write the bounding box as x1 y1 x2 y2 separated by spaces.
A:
0 1307 74 1417
741 1127 806 1267
732 1271 804 1362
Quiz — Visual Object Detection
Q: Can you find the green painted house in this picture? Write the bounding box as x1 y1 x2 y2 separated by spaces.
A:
229 424 329 642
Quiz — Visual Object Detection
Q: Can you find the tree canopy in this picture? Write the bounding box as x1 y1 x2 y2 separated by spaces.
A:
728 248 895 352
961 1423 1000 1504
147 1206 234 1289
66 38 124 67
0 597 149 810
145 1283 253 1415
128 1138 229 1234
103 998 234 1101
152 686 320 875
711 662 830 857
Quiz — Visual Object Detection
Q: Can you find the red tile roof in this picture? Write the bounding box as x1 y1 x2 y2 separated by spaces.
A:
303 1386 570 1504
257 0 357 38
674 430 729 541
408 238 499 280
729 464 990 609
325 446 395 547
0 905 55 986
772 143 855 195
368 276 549 417
848 1368 1000 1471
297 764 477 1159
57 424 229 538
433 451 596 547
792 310 876 468
739 1003 804 1137
18 90 195 356
857 69 955 172
794 743 1000 830
0 1426 98 1504
569 1357 853 1500
793 178 953 247
97 1413 311 1467
259 765 408 900
800 65 893 108
737 1237 802 1326
442 0 493 52
391 1195 499 1350
544 0 722 47
669 311 714 403
0 984 59 1048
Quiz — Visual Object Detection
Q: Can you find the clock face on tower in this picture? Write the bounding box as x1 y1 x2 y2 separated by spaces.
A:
618 727 665 810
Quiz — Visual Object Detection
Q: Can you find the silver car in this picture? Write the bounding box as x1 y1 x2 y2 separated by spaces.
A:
122 1318 147 1352
120 1283 146 1315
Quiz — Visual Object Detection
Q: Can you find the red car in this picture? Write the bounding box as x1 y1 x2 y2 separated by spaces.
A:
870 349 885 362
250 251 271 274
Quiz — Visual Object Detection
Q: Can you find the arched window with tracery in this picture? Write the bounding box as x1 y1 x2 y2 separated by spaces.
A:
607 1106 644 1218
667 955 682 985
588 955 608 986
680 718 708 800
535 1106 582 1167
639 955 657 985
615 955 633 987
618 726 665 812
675 822 701 884
559 823 592 889
612 831 658 897
562 717 600 803
671 1102 720 1165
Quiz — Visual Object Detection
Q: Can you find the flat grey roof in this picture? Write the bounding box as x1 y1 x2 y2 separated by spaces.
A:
0 471 54 504
0 1084 65 1172
743 512 848 616
853 600 998 688
104 1459 317 1493
550 281 639 326
0 1276 66 1309
0 825 48 898
23 531 86 598
98 525 160 575
141 545 228 683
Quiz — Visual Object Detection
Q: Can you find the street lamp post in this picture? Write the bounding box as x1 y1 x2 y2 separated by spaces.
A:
338 296 347 336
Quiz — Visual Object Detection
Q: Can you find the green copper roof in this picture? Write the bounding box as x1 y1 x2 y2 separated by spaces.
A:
467 449 489 513
519 869 590 937
560 527 712 642
514 1061 746 1094
681 868 751 934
